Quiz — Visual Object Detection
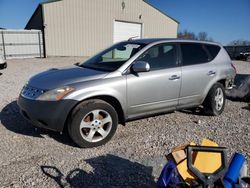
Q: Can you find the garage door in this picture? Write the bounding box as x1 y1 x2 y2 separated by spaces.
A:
113 21 142 43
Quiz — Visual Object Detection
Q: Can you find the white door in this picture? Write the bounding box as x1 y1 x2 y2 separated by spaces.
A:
113 21 142 43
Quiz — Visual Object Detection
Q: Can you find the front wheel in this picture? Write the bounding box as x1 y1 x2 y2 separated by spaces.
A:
68 99 118 148
203 83 226 116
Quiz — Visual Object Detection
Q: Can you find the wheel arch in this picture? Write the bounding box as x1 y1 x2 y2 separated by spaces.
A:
201 78 227 104
63 95 126 132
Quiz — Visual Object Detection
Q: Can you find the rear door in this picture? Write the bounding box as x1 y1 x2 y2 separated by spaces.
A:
126 43 181 118
178 43 216 108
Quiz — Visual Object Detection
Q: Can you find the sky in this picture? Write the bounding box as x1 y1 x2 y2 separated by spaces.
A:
148 0 250 45
0 0 249 45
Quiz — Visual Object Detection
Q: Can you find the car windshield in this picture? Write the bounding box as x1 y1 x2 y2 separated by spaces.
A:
80 42 146 72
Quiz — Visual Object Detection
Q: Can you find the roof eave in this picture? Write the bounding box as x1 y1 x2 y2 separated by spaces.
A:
40 0 179 24
143 0 179 24
25 4 42 29
40 0 62 5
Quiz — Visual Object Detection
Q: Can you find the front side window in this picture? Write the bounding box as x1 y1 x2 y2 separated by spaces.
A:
81 42 145 72
137 43 177 70
181 43 210 66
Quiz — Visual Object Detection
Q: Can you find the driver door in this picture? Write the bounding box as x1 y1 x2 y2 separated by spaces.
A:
126 43 181 118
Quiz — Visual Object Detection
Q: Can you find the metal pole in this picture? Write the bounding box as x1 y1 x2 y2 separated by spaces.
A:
38 32 42 58
1 31 6 60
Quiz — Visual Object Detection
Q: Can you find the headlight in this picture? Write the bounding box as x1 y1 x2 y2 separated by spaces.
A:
36 86 75 101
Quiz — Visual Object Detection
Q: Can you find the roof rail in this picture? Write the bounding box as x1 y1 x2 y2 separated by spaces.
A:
128 36 139 41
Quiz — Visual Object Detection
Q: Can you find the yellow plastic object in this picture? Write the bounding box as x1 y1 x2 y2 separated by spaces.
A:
176 142 196 183
177 159 196 184
193 139 222 173
176 139 222 183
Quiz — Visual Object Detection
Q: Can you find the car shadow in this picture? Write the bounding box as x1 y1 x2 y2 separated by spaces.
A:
179 107 208 116
41 154 155 188
0 101 76 147
242 104 250 111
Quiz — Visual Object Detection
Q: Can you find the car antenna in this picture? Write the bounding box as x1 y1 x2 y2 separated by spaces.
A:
128 36 139 41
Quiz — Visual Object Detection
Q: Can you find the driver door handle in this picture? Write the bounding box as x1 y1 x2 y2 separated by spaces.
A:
169 75 181 80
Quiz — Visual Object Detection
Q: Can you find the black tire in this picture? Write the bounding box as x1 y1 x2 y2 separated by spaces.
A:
203 83 226 116
68 99 118 148
0 62 7 70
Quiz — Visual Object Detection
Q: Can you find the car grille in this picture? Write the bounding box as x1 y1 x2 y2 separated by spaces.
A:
21 85 46 100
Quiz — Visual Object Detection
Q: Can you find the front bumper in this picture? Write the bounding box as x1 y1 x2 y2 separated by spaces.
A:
0 62 7 70
17 95 78 132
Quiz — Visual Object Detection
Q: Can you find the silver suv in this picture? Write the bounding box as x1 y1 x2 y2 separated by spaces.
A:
18 39 236 148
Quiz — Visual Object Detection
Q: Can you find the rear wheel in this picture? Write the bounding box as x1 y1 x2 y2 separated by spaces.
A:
68 99 118 148
203 83 226 116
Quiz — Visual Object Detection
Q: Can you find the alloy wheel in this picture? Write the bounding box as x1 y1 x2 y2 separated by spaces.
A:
79 109 112 143
215 88 224 111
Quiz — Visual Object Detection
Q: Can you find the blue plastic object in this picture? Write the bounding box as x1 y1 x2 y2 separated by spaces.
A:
224 153 245 188
224 179 233 188
157 160 183 188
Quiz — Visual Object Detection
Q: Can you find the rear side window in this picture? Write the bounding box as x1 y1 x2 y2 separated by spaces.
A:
181 43 210 66
205 44 221 60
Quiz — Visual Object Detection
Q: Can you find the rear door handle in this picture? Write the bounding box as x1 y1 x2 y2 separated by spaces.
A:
169 75 181 80
207 71 216 76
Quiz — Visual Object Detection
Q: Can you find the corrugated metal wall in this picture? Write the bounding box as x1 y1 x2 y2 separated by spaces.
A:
42 0 178 57
0 30 43 59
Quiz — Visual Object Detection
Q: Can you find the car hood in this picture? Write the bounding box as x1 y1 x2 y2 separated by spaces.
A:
28 66 108 90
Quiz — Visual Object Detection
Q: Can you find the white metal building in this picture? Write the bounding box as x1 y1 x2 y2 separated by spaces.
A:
25 0 179 57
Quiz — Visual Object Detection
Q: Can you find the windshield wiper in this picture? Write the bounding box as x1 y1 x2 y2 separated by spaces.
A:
81 64 113 72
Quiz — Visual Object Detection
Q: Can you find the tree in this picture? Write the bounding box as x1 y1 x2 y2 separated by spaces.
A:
178 30 197 40
178 30 214 42
197 32 214 41
228 40 250 46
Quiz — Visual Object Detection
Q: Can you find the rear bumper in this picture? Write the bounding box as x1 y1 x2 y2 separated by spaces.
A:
0 62 7 70
17 95 78 132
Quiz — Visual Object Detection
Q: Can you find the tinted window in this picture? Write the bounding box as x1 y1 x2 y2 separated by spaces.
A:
181 43 210 66
205 44 221 59
137 43 177 70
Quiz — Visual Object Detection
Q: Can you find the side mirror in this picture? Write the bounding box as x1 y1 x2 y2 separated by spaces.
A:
132 61 150 73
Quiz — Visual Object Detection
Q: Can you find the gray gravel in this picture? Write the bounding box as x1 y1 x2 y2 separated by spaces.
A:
0 58 249 187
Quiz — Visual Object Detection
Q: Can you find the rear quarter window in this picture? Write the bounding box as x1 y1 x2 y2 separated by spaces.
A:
180 43 210 66
205 44 221 60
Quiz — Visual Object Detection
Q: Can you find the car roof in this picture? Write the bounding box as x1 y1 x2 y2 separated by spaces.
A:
129 38 221 46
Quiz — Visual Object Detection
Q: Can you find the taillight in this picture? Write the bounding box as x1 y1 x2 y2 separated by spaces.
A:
231 63 237 74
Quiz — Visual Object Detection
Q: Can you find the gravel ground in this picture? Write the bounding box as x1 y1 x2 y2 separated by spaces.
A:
0 58 249 187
